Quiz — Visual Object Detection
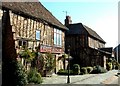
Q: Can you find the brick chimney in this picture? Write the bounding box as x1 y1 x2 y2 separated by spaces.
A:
65 16 72 27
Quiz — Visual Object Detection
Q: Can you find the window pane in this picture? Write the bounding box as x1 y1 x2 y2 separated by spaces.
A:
36 30 40 40
54 33 57 45
23 41 27 46
54 28 56 33
58 34 60 45
19 41 22 46
56 33 59 45
60 34 62 46
59 30 61 34
54 28 62 47
57 29 59 33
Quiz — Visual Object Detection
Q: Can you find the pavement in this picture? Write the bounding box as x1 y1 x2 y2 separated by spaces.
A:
26 70 119 86
101 75 118 84
42 70 119 84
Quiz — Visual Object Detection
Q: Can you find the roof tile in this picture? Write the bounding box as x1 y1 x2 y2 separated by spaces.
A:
1 2 68 30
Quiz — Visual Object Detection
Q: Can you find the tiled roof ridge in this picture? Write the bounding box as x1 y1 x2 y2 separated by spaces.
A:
1 2 68 30
82 24 105 43
68 23 105 43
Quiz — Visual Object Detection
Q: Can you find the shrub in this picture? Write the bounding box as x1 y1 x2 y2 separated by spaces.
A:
81 67 88 74
115 65 118 70
15 61 28 86
27 68 43 84
91 65 107 74
86 67 93 74
73 64 80 75
45 52 55 72
114 63 120 70
106 62 112 71
58 69 64 72
57 69 74 75
3 59 27 86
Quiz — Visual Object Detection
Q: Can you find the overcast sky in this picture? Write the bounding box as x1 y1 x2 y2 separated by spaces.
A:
40 0 119 48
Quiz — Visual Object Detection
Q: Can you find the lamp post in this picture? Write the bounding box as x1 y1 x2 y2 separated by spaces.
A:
67 45 70 83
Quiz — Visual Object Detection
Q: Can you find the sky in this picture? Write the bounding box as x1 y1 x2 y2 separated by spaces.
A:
40 0 119 48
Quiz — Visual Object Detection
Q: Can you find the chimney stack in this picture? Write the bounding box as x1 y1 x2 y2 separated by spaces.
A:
65 16 72 27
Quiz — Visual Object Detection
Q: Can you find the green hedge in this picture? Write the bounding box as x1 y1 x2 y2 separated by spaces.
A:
81 67 88 74
73 64 80 75
114 63 120 70
86 67 93 74
91 65 107 74
57 69 74 75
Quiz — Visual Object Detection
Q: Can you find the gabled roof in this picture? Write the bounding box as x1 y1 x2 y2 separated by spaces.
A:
1 2 68 30
83 25 105 43
66 23 105 43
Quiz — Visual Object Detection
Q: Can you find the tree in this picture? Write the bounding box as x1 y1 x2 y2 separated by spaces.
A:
2 10 27 86
45 52 55 72
19 46 35 70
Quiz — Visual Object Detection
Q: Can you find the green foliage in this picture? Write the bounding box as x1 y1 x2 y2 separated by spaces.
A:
86 67 93 74
112 61 120 70
115 66 119 70
58 54 68 61
31 52 44 70
115 63 120 70
57 69 74 75
27 68 43 84
81 67 88 74
45 52 55 72
19 48 34 63
3 58 27 86
91 65 107 74
108 58 112 63
62 54 68 58
15 61 28 86
31 52 55 76
31 52 40 66
106 62 112 71
73 64 80 75
80 67 93 74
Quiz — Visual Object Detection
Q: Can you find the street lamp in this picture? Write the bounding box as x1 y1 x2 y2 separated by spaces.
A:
67 45 70 83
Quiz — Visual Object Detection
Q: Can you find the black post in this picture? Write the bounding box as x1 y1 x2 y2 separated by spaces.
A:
67 46 70 83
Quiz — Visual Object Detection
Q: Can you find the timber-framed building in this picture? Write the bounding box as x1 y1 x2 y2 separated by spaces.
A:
1 2 68 73
65 16 112 68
